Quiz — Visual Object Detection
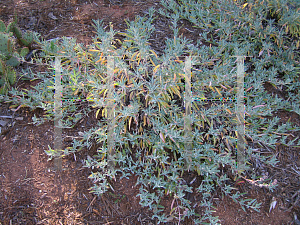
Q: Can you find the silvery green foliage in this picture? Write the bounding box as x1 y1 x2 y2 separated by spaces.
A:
79 13 261 224
4 0 300 224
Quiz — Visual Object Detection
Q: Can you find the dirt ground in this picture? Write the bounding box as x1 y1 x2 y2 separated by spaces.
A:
0 0 299 224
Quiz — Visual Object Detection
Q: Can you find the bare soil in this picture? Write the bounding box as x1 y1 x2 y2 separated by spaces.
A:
0 0 299 224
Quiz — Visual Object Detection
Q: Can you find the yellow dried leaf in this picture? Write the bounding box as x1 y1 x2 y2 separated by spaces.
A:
225 108 232 115
153 65 160 74
128 117 132 131
149 49 158 58
215 87 222 96
149 56 156 66
89 49 100 52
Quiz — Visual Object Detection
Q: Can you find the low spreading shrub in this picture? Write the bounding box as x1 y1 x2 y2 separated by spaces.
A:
2 0 300 223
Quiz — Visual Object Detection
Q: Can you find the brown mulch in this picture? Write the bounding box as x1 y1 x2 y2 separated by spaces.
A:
0 0 299 224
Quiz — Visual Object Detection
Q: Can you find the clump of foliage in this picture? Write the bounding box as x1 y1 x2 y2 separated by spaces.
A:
0 15 35 94
2 0 300 224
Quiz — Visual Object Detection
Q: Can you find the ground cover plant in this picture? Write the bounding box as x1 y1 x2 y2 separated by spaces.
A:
1 0 300 224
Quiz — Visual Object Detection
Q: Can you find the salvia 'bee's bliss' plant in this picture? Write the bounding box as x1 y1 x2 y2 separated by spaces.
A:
2 0 300 224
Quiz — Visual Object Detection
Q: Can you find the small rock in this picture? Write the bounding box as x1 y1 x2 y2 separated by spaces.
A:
0 119 9 127
48 12 58 20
